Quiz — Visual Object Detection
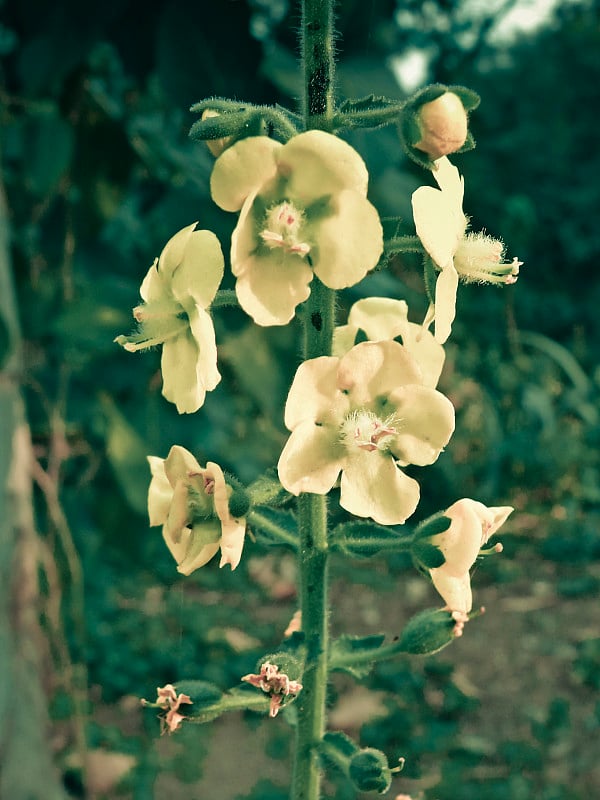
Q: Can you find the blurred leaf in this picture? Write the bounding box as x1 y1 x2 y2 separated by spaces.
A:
101 396 149 516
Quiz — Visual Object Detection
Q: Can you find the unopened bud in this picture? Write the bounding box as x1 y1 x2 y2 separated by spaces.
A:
201 110 233 158
349 748 392 794
397 608 459 655
415 92 468 160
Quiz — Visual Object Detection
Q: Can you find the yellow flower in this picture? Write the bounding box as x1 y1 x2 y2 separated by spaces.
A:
147 446 246 574
210 131 383 325
412 157 521 343
277 341 455 525
115 224 223 413
429 498 513 613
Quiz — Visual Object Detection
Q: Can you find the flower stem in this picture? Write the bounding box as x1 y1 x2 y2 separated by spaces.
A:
292 3 337 798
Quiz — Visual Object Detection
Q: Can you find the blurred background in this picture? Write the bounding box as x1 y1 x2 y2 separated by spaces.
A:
1 0 599 798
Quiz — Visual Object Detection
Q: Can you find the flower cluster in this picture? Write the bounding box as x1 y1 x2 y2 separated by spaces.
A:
242 662 303 718
147 445 246 574
277 340 455 525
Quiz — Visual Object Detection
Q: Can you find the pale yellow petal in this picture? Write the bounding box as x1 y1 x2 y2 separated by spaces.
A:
277 421 344 496
147 456 172 526
386 384 455 466
433 264 459 344
171 229 224 309
188 305 221 393
429 569 472 614
164 445 203 489
337 341 422 409
210 137 281 212
140 260 168 303
412 186 464 269
340 453 420 525
176 523 221 575
311 192 383 289
347 297 410 342
158 223 198 279
284 356 348 430
432 156 464 204
234 250 313 326
279 130 369 202
161 332 205 413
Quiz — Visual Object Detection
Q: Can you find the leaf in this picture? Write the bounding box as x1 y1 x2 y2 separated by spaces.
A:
329 633 386 678
101 397 149 516
330 521 410 559
249 507 298 550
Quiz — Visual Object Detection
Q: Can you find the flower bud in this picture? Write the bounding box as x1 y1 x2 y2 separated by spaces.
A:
414 92 468 159
397 608 459 655
349 748 392 794
201 110 233 158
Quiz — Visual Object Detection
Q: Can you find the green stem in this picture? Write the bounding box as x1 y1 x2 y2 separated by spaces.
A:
383 235 424 255
292 5 336 798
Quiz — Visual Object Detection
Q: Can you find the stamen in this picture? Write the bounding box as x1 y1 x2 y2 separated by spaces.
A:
340 410 399 453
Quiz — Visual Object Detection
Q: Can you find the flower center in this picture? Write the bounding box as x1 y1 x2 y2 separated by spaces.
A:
259 201 311 256
339 410 398 454
115 299 189 351
454 232 521 285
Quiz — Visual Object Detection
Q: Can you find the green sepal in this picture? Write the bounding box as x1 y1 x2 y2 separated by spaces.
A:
320 730 360 761
247 469 291 507
397 608 458 655
413 512 452 540
329 633 386 678
348 748 392 794
457 130 476 153
188 109 254 142
448 85 481 111
333 95 405 131
189 97 253 115
227 486 252 519
330 521 412 559
411 541 445 569
423 255 439 304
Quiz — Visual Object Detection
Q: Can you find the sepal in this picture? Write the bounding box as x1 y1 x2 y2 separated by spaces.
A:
396 607 460 655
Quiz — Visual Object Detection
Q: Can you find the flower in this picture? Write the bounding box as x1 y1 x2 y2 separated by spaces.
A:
277 341 455 525
147 445 246 574
210 131 383 325
414 91 469 160
333 297 445 389
115 224 224 413
429 498 513 614
411 157 522 343
242 662 303 718
151 684 193 734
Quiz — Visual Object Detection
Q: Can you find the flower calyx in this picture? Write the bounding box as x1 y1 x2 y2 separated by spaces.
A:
400 84 480 169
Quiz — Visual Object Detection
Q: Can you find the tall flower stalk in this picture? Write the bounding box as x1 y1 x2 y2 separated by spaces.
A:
291 2 337 797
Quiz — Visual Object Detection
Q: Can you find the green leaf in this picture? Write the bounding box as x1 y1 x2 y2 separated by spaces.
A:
330 521 411 558
249 507 298 550
329 633 386 678
101 396 149 516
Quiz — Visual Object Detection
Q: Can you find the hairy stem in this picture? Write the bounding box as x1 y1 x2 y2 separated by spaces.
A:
292 2 336 798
